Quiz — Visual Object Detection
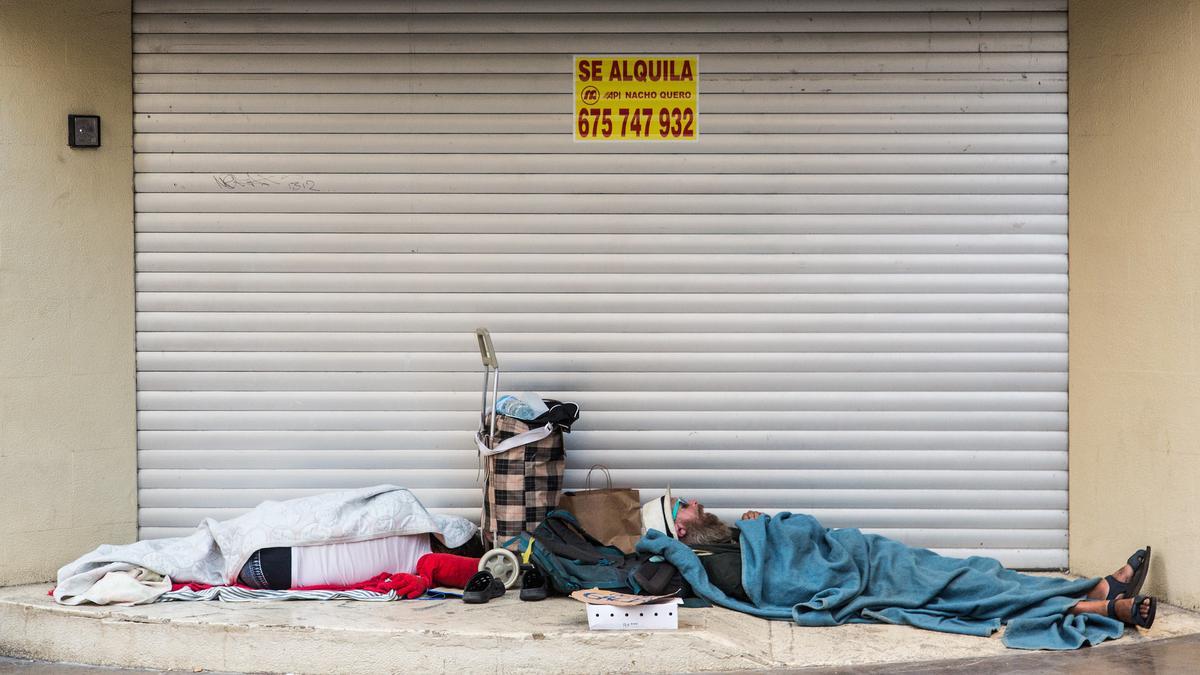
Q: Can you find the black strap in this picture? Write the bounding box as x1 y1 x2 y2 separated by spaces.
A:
658 497 675 539
1104 574 1128 600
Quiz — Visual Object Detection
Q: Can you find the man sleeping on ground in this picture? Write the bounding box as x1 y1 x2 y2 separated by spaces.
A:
637 488 1156 650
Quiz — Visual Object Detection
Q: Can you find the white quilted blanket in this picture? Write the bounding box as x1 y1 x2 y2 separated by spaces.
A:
54 485 477 605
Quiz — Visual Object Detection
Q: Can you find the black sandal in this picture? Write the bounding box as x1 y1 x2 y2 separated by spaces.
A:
1105 547 1151 601
1108 594 1157 629
462 571 506 604
519 565 548 602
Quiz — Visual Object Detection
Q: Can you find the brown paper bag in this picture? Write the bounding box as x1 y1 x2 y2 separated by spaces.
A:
557 465 642 553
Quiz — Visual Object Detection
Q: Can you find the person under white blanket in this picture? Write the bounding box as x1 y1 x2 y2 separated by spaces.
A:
238 534 437 589
295 535 431 587
54 486 480 605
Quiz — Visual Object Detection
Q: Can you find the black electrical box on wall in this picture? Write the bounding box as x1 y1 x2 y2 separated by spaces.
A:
68 114 101 148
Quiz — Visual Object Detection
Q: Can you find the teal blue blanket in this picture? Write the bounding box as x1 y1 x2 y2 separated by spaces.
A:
638 513 1124 650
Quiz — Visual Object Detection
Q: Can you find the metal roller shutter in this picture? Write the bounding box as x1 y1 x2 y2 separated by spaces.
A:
133 0 1068 567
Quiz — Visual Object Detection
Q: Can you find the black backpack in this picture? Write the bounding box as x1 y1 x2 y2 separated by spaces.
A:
515 510 691 597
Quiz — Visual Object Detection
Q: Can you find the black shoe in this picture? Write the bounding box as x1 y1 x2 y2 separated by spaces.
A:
462 571 506 604
519 566 548 602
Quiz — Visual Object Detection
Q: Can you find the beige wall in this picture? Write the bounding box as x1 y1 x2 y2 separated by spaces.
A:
1069 0 1200 609
0 0 136 585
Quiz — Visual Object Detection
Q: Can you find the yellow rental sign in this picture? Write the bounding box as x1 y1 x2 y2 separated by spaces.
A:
574 56 698 141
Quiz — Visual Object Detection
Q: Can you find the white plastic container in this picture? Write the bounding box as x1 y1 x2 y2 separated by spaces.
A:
584 598 682 630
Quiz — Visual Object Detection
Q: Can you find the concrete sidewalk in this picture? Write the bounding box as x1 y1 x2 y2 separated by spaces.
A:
2 583 1199 674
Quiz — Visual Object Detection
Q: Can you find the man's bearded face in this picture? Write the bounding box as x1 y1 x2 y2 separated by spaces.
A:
675 500 735 545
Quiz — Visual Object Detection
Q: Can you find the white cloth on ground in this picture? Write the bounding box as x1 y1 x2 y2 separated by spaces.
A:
291 534 432 587
61 568 173 606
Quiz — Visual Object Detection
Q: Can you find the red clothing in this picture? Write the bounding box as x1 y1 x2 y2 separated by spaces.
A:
416 553 479 589
292 572 429 598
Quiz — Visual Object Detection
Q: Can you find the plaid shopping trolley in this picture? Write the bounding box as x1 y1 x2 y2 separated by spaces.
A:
474 328 579 547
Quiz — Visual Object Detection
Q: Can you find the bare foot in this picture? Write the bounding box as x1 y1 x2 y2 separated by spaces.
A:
1087 561 1135 600
1070 596 1153 624
1112 596 1153 624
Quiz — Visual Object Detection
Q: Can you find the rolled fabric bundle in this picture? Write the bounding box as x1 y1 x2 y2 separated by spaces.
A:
416 553 481 589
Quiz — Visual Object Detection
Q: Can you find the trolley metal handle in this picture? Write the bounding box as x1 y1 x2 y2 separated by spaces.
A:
475 328 498 369
475 328 500 447
475 328 502 547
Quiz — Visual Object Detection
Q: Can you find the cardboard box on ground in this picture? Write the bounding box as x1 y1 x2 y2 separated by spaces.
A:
570 588 682 631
